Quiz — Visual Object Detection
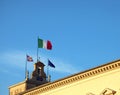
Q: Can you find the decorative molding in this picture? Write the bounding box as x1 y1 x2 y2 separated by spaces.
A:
100 88 116 95
86 88 116 95
20 59 120 95
86 92 95 95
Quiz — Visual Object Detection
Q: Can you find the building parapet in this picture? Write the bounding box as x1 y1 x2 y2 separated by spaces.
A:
20 59 120 95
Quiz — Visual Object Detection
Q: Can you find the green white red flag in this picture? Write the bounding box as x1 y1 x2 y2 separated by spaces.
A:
38 38 52 50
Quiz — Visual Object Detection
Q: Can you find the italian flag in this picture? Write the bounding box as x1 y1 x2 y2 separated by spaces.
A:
38 38 52 50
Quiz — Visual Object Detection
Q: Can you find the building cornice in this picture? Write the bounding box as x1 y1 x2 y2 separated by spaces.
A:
20 59 120 95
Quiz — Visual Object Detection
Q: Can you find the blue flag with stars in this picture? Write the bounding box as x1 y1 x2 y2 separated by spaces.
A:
48 59 55 68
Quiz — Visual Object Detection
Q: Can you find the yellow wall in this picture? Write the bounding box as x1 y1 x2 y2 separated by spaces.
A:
9 82 26 95
39 68 120 95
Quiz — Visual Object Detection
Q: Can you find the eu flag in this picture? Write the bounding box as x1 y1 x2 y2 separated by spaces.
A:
48 59 55 68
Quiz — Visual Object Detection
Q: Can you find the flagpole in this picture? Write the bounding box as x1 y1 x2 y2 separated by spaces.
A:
25 54 27 79
47 62 49 77
37 46 38 62
37 37 39 62
47 61 50 82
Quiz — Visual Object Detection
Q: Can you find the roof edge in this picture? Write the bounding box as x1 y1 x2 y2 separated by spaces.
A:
20 59 120 95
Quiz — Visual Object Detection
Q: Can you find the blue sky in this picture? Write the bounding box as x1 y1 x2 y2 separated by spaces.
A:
0 0 120 95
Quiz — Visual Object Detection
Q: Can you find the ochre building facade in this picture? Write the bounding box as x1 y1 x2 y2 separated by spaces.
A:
9 59 120 95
